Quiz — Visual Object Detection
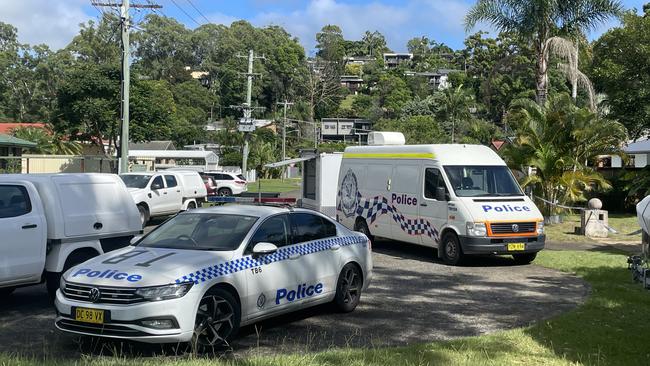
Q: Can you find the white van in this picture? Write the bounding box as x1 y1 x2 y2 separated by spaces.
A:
0 173 142 297
336 140 545 265
120 171 207 225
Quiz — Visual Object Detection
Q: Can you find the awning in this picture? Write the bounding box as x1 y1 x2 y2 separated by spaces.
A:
264 156 315 168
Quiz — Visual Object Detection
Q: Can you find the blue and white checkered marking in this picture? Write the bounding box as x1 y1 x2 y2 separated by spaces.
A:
175 235 367 284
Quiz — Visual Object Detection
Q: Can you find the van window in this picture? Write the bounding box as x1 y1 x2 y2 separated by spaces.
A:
392 165 419 194
164 175 178 188
424 168 447 199
151 176 164 189
249 214 290 248
290 213 336 243
303 160 316 200
444 166 523 197
0 185 31 218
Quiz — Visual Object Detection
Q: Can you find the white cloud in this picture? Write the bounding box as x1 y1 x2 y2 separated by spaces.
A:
204 11 239 26
0 0 91 49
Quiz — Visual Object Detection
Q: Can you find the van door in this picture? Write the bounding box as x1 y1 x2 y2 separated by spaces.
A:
389 164 422 245
419 167 449 248
0 183 46 286
148 175 168 215
164 175 183 210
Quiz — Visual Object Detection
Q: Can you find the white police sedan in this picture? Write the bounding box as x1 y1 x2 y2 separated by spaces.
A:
54 205 372 347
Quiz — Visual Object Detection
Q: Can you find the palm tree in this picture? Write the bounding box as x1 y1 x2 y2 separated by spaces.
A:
11 126 82 155
435 85 473 143
502 94 627 215
465 0 622 105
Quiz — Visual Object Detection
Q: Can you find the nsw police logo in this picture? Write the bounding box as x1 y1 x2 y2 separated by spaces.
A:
340 169 359 217
257 293 266 308
89 287 101 303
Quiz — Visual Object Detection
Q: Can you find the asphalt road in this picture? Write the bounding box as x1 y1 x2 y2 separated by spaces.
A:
0 236 589 360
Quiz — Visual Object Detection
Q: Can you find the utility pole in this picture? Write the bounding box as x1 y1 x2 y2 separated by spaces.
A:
276 100 293 178
91 1 161 174
232 50 265 179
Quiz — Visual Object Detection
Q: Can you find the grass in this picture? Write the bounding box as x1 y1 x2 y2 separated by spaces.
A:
544 213 641 243
246 178 302 193
3 250 649 365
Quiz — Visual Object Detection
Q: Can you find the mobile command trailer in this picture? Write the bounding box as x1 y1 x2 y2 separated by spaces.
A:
336 142 545 265
0 173 142 297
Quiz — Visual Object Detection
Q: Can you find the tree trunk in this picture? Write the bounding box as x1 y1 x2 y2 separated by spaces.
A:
536 49 548 106
571 41 579 101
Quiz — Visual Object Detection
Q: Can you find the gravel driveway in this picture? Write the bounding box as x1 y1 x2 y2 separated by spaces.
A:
0 239 589 359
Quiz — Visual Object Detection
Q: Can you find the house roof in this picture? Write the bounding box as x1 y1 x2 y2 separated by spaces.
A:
0 134 37 148
624 138 650 153
129 150 219 164
129 141 176 150
0 122 47 134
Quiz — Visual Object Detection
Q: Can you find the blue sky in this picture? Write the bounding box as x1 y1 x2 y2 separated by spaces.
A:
0 0 647 53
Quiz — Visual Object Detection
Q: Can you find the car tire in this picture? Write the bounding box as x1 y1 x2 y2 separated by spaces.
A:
187 201 197 210
191 288 241 351
512 252 537 265
46 250 98 300
441 232 463 266
218 188 232 197
0 287 15 297
354 219 374 243
333 263 363 313
137 204 150 228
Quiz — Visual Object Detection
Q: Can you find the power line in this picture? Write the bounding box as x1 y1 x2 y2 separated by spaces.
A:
185 0 211 24
169 0 201 26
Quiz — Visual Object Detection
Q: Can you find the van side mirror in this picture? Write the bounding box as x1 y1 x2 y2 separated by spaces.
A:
436 187 447 201
252 242 278 256
130 235 142 245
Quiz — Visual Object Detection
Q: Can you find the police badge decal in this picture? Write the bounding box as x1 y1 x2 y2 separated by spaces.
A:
340 169 359 217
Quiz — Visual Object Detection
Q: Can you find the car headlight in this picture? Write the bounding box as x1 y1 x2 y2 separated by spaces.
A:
537 221 545 235
135 282 194 302
466 222 487 237
59 276 66 293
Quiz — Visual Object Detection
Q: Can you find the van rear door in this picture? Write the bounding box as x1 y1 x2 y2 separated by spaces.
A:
0 182 46 286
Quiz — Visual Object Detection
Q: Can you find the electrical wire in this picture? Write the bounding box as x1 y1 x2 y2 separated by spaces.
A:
185 0 211 24
169 0 202 26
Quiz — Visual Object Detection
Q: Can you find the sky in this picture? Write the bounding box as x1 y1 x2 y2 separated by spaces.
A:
0 0 646 54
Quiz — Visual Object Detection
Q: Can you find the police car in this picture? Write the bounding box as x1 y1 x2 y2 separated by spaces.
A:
54 205 372 347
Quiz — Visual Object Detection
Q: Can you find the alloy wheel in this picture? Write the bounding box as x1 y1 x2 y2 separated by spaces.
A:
194 295 235 346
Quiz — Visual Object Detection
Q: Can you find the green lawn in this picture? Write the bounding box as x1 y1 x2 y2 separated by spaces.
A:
545 213 641 243
246 178 302 193
3 250 649 365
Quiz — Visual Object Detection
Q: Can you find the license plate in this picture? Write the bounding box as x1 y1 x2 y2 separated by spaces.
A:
507 243 525 251
75 307 104 324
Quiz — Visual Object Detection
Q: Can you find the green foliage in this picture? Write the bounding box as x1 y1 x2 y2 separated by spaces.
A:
375 115 445 144
376 74 411 117
129 80 176 142
11 126 82 155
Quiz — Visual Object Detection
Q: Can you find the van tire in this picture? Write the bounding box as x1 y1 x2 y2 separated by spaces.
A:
218 188 232 196
512 253 537 265
441 232 463 266
137 204 150 228
187 201 197 210
354 220 374 242
46 250 98 300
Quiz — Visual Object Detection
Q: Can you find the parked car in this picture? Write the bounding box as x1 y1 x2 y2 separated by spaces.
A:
202 171 248 196
0 173 141 298
120 171 207 226
200 175 218 196
54 205 372 347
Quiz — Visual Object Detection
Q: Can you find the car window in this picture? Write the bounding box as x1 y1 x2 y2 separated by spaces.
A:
290 213 337 244
424 168 447 199
249 215 290 249
120 174 152 189
151 176 164 189
221 174 234 180
237 174 246 181
0 185 31 218
164 175 178 188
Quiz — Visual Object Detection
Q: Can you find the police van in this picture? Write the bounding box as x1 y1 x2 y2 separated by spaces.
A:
336 132 545 265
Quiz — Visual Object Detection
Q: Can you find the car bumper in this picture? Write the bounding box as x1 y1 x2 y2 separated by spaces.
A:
459 235 545 255
54 289 199 343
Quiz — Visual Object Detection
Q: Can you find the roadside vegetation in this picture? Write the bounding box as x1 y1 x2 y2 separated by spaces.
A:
246 178 302 193
2 250 648 366
544 213 641 244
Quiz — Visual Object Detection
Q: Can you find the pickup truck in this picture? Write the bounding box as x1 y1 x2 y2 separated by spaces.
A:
0 173 142 298
120 171 207 226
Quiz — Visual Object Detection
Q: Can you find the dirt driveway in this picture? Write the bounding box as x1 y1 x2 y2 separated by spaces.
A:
0 240 589 359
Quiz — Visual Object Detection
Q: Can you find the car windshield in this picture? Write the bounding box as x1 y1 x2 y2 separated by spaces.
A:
120 174 152 189
137 213 258 251
443 165 523 197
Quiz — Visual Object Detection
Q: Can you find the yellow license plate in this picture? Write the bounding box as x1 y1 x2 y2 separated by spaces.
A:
75 307 104 324
507 243 525 251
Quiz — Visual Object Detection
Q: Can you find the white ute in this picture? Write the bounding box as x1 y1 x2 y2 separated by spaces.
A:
120 171 207 226
0 173 141 298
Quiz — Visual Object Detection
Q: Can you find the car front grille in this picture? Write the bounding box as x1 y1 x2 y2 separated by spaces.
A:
489 222 536 235
63 283 145 305
56 318 151 337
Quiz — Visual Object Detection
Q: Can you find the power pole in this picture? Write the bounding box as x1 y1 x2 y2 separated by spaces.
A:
276 100 293 178
91 1 161 174
232 50 265 179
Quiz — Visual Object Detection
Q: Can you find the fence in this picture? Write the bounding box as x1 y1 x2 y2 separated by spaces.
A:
0 155 117 174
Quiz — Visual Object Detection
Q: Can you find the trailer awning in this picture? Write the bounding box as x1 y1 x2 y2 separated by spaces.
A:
264 156 315 168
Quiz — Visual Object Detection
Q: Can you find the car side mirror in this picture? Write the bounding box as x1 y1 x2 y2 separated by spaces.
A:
130 235 142 245
436 187 447 201
252 242 278 256
151 182 162 190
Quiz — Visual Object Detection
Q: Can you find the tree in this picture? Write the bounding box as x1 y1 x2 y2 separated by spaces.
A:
375 115 445 144
465 0 623 105
592 9 650 138
376 74 411 118
11 126 82 155
361 31 389 57
435 85 473 143
316 25 345 63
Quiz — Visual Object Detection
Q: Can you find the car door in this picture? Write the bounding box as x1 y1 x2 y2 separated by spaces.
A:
0 183 46 286
419 167 449 247
148 175 168 215
244 214 298 320
164 174 182 210
288 212 340 304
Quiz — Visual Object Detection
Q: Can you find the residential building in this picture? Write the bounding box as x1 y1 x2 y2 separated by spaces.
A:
598 137 650 169
321 118 373 144
340 75 364 93
0 134 36 172
129 141 176 151
0 122 47 135
383 53 413 69
404 69 458 90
